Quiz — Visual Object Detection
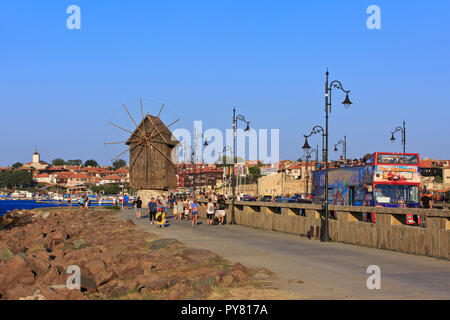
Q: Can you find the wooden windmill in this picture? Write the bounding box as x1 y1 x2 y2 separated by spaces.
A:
105 99 180 191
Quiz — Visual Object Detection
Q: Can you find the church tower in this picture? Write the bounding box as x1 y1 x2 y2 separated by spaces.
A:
33 146 40 163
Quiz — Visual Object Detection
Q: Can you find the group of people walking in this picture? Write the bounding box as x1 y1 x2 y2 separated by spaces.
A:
132 193 227 228
133 196 168 228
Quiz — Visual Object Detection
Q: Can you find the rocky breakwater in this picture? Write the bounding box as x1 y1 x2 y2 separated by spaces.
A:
0 208 273 300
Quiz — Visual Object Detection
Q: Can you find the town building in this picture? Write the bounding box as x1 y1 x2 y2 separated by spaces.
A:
22 147 49 170
177 164 223 190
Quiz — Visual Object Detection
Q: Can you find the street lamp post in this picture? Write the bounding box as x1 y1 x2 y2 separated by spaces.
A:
317 69 353 242
334 136 347 161
303 147 318 195
390 121 406 154
231 107 250 225
190 148 196 194
192 134 209 195
302 124 325 208
217 146 232 194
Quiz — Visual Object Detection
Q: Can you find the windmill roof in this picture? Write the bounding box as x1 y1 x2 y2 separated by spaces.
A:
125 115 179 146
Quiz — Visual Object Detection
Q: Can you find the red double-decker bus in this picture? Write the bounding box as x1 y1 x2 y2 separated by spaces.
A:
312 152 421 224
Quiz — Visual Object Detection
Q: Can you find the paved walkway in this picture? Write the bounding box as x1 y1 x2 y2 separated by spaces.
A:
117 209 450 299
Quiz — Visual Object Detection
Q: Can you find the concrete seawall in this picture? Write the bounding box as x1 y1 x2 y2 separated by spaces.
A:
197 200 450 260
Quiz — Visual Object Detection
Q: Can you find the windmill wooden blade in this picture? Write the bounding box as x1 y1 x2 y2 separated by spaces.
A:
111 143 140 162
167 118 179 128
104 141 128 145
111 148 130 162
140 98 144 120
122 104 140 130
123 104 149 147
157 104 164 118
108 122 143 140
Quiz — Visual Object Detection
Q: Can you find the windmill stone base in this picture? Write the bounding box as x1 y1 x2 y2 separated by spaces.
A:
137 189 166 208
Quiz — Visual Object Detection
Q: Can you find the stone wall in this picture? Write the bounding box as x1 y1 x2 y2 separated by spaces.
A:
257 173 309 196
216 183 258 196
197 200 450 260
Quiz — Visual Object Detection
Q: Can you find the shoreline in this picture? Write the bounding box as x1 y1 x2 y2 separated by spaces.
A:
0 207 282 300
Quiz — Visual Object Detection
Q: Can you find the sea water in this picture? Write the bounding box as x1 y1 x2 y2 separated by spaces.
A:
0 200 123 216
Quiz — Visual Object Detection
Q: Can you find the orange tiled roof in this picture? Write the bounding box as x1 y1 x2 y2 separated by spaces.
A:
102 175 122 180
35 173 50 178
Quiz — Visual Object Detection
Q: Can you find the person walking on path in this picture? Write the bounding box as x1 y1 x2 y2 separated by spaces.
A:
177 198 184 220
188 197 194 220
123 194 129 209
79 194 85 212
173 198 178 220
206 198 215 226
191 199 199 226
184 200 190 220
148 198 157 224
68 195 72 208
156 208 166 228
216 195 226 225
135 197 143 219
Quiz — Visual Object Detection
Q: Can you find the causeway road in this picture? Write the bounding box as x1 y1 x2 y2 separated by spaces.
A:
118 209 450 299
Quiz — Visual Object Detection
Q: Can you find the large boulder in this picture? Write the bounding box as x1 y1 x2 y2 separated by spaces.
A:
4 284 38 300
63 248 89 265
84 259 113 287
2 267 35 288
36 266 61 286
231 262 248 273
6 255 27 269
50 229 67 244
27 254 50 275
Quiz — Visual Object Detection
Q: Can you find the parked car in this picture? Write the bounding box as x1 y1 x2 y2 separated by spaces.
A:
260 195 274 202
275 196 290 203
289 193 312 203
242 195 257 201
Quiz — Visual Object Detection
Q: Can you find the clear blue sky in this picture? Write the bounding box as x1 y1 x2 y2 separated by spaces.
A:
1 1 449 166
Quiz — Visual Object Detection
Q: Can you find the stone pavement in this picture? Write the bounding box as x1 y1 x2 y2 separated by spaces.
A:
118 209 450 299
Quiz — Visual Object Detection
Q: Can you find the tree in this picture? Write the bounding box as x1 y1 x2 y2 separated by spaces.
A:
112 159 127 171
66 159 82 166
435 175 443 184
52 158 66 166
248 166 261 178
247 166 261 184
103 184 121 195
0 170 33 189
91 185 104 194
11 162 23 170
84 159 99 167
